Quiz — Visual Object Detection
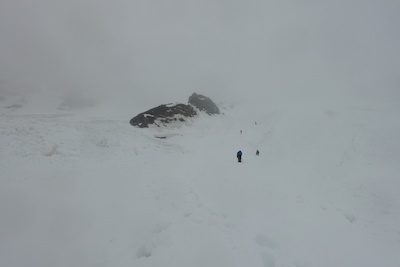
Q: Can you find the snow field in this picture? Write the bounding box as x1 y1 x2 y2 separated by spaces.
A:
1 103 400 267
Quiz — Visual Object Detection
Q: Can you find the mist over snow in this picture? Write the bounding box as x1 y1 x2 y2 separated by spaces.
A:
1 0 400 266
1 100 400 267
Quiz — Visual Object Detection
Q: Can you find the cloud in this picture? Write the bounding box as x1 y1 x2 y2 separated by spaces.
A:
0 0 399 111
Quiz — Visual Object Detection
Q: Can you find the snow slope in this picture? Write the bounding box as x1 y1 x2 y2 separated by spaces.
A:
1 102 400 267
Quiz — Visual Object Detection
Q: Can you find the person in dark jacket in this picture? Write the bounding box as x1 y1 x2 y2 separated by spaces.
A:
237 150 242 162
256 150 259 156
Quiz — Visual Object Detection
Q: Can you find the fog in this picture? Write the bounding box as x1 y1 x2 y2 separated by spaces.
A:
1 0 399 114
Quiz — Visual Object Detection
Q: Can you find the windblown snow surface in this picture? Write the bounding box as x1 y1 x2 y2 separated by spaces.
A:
1 101 400 267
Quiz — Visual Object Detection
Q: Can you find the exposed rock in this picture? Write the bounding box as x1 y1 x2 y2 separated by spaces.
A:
130 93 219 128
188 93 219 115
130 103 197 128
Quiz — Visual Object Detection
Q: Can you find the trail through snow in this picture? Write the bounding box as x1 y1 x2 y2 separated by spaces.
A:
1 103 400 267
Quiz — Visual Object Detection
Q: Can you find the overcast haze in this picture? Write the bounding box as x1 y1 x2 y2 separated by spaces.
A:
1 0 399 113
1 2 400 266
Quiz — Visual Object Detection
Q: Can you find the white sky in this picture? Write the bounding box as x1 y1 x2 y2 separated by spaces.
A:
1 0 399 111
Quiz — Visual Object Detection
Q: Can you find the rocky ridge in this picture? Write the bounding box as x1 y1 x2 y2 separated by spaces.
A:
130 93 219 128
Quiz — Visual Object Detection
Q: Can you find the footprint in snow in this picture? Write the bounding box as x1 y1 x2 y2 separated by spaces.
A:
255 234 278 249
344 213 357 223
152 222 170 233
136 245 152 259
261 252 276 267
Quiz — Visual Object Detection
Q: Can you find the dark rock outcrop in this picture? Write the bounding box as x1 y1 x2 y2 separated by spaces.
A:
130 93 219 128
130 103 197 128
188 93 219 115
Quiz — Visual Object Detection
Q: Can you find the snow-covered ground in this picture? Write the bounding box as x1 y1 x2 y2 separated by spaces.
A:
1 100 400 267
